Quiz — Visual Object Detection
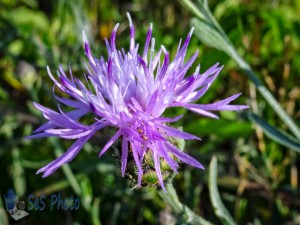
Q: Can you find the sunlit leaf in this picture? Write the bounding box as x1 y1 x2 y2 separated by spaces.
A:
191 18 234 56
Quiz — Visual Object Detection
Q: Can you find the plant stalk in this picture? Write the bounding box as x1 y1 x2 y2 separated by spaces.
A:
158 182 214 225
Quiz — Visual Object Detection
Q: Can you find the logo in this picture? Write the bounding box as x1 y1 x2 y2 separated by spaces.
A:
3 187 81 222
27 193 80 211
3 189 29 221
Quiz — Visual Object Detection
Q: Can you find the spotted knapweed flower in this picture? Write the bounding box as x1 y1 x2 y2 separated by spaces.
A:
27 14 248 190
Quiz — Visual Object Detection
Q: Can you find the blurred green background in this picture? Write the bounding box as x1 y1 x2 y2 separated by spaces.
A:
0 0 299 224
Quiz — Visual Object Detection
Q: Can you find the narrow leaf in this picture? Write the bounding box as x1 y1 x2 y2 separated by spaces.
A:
0 193 9 225
12 148 26 196
91 198 102 225
191 18 233 56
209 156 238 225
248 112 300 153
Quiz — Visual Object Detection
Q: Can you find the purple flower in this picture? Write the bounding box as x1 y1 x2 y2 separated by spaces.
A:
27 14 248 190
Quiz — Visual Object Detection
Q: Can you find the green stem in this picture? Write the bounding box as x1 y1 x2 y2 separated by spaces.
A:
158 182 214 225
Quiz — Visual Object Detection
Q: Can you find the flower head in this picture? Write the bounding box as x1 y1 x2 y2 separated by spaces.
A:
27 14 248 190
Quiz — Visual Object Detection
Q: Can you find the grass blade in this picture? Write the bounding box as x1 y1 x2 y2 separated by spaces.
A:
248 113 300 153
209 156 237 225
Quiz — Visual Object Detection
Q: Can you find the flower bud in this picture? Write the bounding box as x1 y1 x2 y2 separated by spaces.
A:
114 133 186 188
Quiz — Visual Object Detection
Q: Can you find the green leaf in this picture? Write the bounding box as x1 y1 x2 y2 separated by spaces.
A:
5 7 49 33
191 18 234 56
209 156 237 225
186 119 252 140
12 148 26 196
91 198 102 225
248 112 300 153
80 177 93 209
0 193 9 225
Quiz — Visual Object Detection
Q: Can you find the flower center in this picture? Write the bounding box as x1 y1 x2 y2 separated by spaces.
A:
137 127 148 141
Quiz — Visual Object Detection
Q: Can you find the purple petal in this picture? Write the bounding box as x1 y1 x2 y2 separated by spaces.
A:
185 83 209 102
192 63 221 89
143 24 153 60
66 108 90 119
138 56 151 80
157 141 178 173
156 47 169 81
209 93 242 107
89 102 105 117
176 51 198 80
46 66 65 92
216 105 250 111
110 24 119 52
37 131 95 177
83 31 97 69
25 132 55 139
185 106 219 119
59 75 83 98
146 89 159 114
151 115 183 123
107 57 113 82
150 48 162 71
157 124 201 140
188 93 248 111
45 128 92 139
131 141 143 186
165 142 204 169
153 149 165 191
130 97 144 111
104 38 111 55
174 28 194 63
55 95 88 109
33 103 74 128
126 13 135 51
121 136 129 177
57 105 89 130
175 76 195 97
99 129 123 157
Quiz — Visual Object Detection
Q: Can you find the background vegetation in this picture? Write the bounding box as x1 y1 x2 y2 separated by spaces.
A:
0 0 299 224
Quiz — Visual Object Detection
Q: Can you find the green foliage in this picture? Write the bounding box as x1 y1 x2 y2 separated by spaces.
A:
209 157 237 225
0 0 299 224
248 112 300 153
